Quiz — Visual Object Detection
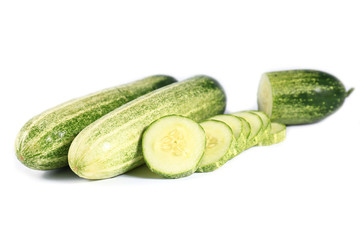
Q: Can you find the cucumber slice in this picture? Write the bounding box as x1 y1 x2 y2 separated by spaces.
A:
142 115 206 178
196 120 236 173
258 122 286 146
248 110 271 144
232 111 263 148
238 117 251 140
209 114 247 154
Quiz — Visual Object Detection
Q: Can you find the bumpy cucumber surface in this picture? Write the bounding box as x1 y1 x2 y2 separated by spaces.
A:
258 70 354 125
196 120 236 173
15 75 177 170
142 115 206 179
68 75 226 179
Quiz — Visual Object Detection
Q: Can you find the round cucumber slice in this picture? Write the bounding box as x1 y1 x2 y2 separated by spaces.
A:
258 122 286 146
196 120 237 173
142 115 206 178
248 110 271 144
232 111 263 148
209 114 247 154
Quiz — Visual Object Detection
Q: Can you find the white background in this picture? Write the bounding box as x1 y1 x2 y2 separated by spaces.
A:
1 0 359 239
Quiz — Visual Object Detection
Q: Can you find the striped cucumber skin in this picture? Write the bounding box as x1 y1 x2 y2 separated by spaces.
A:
15 75 177 170
68 75 226 179
258 70 353 125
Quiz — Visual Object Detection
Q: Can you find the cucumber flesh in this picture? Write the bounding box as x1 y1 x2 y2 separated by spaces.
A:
232 111 263 148
196 120 236 173
237 117 251 140
142 115 206 179
248 110 271 144
257 74 273 118
258 122 286 146
209 114 247 154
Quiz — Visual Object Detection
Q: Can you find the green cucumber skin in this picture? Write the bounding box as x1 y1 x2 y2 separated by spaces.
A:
68 75 226 180
265 70 351 125
15 75 177 170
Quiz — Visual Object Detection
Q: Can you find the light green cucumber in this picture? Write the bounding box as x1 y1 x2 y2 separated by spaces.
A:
258 70 354 125
15 75 177 170
209 114 247 154
196 120 237 173
232 111 263 148
68 75 226 180
142 115 206 179
248 110 271 145
258 122 286 146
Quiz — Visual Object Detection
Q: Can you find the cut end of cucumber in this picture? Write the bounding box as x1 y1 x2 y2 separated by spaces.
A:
257 73 273 117
142 115 206 178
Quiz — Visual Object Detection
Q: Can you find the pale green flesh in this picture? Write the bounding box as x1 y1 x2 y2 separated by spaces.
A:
257 73 273 117
232 111 263 148
209 114 247 154
142 115 205 179
68 75 226 180
248 110 271 145
238 117 251 139
210 115 242 139
196 120 236 173
258 122 286 146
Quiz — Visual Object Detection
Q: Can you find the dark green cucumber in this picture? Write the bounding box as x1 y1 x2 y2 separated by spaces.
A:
15 75 177 170
68 75 226 180
258 70 354 125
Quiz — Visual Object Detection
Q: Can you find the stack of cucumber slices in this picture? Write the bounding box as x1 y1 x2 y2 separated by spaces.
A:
142 110 287 178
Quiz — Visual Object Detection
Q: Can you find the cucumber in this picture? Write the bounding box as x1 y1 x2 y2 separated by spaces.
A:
258 122 286 146
258 70 354 125
15 75 177 170
196 120 236 173
238 117 251 140
248 110 271 145
209 114 247 154
142 115 206 178
232 111 263 148
68 75 226 179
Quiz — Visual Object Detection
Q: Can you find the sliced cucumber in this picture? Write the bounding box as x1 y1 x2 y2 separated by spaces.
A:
258 122 286 146
232 111 263 148
238 117 251 140
249 110 271 144
142 115 206 179
209 114 247 154
196 120 236 173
